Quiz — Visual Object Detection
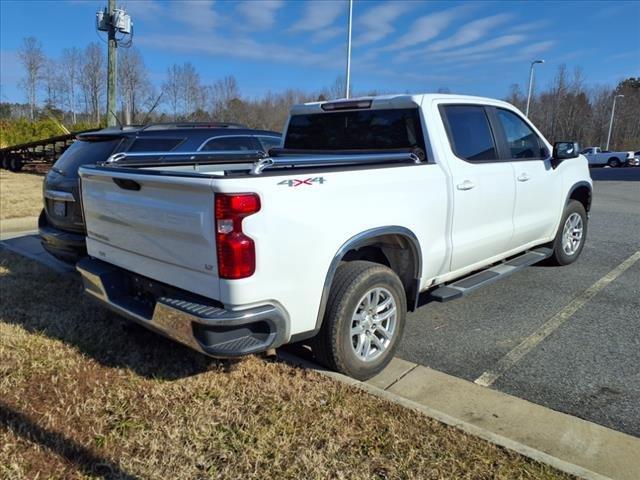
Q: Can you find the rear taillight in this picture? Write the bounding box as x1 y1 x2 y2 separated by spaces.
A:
215 193 261 279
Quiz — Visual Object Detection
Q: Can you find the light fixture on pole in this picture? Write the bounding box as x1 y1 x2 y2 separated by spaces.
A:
96 1 133 127
345 0 353 99
606 94 624 151
525 59 544 117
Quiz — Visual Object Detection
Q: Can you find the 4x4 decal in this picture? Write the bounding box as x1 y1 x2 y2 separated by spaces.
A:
278 177 326 187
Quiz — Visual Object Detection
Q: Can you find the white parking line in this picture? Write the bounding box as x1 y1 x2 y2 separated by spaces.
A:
475 251 640 388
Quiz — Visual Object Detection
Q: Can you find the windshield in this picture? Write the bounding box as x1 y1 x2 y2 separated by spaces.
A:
53 138 122 176
285 108 425 152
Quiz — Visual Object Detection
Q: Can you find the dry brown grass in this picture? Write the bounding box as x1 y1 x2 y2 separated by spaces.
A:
0 251 570 479
0 170 44 220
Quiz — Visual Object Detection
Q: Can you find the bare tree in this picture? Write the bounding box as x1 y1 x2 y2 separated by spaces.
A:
61 47 82 124
80 43 106 124
119 47 151 123
163 64 181 120
17 37 46 120
43 58 65 113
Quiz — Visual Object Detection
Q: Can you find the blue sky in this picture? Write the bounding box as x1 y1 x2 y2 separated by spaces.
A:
1 0 639 103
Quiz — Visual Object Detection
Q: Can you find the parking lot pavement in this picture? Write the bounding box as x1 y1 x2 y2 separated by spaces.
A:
398 167 640 437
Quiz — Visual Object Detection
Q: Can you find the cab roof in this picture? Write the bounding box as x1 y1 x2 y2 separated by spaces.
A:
291 93 514 115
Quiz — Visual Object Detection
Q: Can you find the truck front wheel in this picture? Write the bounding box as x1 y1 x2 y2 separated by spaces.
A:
548 200 588 266
312 261 406 380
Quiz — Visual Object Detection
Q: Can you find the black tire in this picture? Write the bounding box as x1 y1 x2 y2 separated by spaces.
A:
548 200 588 266
607 157 620 168
311 260 406 380
9 157 23 172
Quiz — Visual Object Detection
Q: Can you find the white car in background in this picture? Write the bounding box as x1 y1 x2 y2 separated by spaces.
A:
580 147 633 167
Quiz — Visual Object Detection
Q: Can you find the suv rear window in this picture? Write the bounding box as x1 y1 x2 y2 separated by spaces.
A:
285 108 425 152
127 138 183 152
52 138 122 176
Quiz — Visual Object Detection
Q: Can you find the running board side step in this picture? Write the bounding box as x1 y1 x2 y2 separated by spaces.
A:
428 247 553 302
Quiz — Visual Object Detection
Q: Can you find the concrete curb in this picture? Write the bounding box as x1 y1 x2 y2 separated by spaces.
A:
279 351 637 480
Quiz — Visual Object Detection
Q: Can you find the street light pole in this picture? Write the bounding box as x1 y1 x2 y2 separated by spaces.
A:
345 0 353 99
606 94 624 151
525 59 544 117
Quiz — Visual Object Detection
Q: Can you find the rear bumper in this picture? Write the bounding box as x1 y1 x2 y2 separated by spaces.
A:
76 257 289 357
38 210 86 264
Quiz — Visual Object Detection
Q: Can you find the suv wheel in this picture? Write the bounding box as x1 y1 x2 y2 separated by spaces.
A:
312 261 406 380
549 200 587 266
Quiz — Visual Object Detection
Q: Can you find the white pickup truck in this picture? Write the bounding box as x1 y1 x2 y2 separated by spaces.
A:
580 147 633 167
77 94 592 380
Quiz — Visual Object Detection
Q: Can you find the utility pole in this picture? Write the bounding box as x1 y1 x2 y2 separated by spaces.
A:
525 59 544 117
345 0 353 99
606 94 624 151
96 2 133 127
107 0 117 127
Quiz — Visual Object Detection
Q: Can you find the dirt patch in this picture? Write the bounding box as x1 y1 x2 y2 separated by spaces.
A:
0 170 44 220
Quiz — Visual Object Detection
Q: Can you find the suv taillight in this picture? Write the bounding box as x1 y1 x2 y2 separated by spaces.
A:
215 193 260 279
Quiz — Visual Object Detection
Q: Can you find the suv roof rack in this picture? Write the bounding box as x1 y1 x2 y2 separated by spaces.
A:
141 122 246 131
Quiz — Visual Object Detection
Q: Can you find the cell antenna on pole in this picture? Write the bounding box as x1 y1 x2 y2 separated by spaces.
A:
96 2 133 127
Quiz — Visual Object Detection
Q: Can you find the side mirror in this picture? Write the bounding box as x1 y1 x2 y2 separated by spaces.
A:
552 141 580 168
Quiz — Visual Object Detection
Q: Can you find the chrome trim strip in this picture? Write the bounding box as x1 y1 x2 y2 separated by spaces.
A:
44 190 75 202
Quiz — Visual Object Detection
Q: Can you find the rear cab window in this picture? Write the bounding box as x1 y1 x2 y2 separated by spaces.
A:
284 108 426 155
440 105 498 162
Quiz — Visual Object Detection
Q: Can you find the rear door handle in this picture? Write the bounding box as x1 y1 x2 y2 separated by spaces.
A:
456 180 475 191
517 173 530 182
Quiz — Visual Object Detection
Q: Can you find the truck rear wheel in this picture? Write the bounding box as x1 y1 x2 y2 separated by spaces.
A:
548 200 587 266
312 260 406 380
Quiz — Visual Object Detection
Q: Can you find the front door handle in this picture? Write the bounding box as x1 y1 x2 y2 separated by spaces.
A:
517 173 530 182
456 180 475 191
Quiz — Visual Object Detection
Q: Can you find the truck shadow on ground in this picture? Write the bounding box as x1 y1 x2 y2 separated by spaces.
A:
1 250 238 380
0 402 140 480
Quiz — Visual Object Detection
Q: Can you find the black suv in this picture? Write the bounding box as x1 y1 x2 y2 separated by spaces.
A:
39 123 281 263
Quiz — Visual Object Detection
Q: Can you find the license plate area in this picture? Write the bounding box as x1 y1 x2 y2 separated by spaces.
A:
52 200 66 217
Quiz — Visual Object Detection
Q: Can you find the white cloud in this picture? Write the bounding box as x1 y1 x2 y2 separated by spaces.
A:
137 32 342 69
236 0 283 29
290 0 345 32
434 34 527 61
123 0 217 32
311 26 344 43
381 5 473 51
170 0 217 32
122 0 164 21
353 1 414 47
426 14 512 52
519 40 555 56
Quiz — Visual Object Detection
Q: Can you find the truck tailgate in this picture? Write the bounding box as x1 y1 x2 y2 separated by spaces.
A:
79 168 220 299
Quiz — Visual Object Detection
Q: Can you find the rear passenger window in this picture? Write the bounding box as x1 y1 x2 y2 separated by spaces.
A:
441 105 497 162
496 109 545 159
201 136 260 151
127 138 183 152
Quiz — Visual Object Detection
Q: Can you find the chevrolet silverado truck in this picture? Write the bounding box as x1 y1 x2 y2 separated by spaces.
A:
77 94 592 380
